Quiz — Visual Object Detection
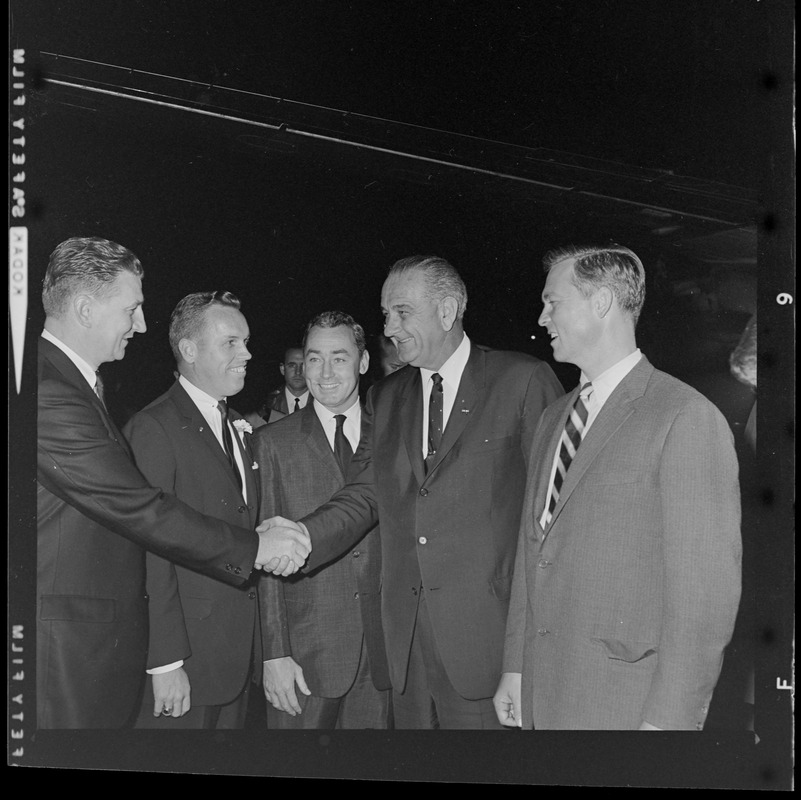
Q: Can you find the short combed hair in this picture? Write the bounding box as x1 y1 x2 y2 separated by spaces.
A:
388 255 468 321
543 244 646 325
42 236 144 317
303 310 367 356
169 291 241 362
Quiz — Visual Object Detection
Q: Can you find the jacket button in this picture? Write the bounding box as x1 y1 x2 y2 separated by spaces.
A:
354 592 360 600
537 628 549 636
234 566 242 574
238 505 247 513
418 536 427 545
226 564 233 571
537 559 552 568
352 551 361 558
411 587 418 595
419 488 428 497
248 591 256 599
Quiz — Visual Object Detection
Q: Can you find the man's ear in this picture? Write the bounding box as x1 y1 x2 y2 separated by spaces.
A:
440 296 459 332
279 363 286 377
178 338 196 364
594 286 614 319
74 294 94 328
359 350 370 375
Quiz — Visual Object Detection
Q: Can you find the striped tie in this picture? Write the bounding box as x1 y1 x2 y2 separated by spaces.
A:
544 382 592 526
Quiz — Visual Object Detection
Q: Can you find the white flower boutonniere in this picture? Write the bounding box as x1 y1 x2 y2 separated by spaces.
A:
232 419 253 435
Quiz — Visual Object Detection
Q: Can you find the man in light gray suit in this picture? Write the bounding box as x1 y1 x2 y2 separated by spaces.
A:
495 244 741 730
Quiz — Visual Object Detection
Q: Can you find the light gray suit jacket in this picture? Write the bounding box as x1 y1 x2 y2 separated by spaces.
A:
503 356 742 730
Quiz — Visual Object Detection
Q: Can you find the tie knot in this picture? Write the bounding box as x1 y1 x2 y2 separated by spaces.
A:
334 413 346 430
432 373 443 388
217 400 229 420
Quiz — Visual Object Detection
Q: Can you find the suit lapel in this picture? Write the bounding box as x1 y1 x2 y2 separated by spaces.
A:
300 402 341 474
544 357 654 536
170 382 245 498
399 369 426 486
40 337 132 456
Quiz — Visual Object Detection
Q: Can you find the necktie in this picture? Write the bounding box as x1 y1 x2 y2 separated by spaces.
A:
544 382 592 526
294 396 300 413
425 373 444 474
94 371 107 410
333 414 353 477
217 400 243 491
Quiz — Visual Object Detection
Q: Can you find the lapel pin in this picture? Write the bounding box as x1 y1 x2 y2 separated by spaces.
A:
461 408 470 414
251 462 259 470
198 426 204 432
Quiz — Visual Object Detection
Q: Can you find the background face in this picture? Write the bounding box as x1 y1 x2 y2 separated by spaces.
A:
280 348 307 395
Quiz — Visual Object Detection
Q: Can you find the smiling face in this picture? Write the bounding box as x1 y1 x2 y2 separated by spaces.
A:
183 305 251 400
538 257 602 373
280 347 307 395
304 325 368 414
381 269 454 370
89 271 147 366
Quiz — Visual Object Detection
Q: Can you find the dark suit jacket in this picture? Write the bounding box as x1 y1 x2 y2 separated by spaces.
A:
301 343 563 699
253 402 390 696
503 356 742 729
124 382 261 707
36 337 258 728
266 386 290 416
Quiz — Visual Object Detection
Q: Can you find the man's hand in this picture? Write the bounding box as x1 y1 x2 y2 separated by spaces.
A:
493 671 523 728
256 517 311 575
152 667 191 718
263 656 311 716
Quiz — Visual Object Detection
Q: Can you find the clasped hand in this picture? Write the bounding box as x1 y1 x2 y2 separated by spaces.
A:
255 516 311 576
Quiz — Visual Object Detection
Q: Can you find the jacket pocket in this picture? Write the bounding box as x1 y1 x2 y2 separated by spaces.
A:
592 638 658 663
40 594 116 623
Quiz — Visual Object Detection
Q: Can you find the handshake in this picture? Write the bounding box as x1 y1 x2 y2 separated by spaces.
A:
255 517 311 576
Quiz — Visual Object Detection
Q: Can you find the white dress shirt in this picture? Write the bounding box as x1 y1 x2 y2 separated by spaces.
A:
286 388 310 412
539 349 642 528
419 333 471 459
312 396 362 454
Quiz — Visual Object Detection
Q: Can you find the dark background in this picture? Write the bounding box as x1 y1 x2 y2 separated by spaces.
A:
8 0 794 787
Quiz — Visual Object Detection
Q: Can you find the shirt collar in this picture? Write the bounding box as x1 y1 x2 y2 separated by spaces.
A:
178 374 224 410
580 348 642 407
420 333 471 387
312 395 361 427
41 329 98 390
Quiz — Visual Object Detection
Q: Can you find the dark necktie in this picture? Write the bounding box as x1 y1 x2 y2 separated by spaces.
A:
217 400 243 491
425 373 444 474
94 371 107 410
294 396 300 413
333 414 353 477
544 382 592 526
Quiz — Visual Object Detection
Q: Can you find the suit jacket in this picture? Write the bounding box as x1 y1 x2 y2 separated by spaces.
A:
503 356 742 730
123 382 261 707
253 402 390 696
266 386 290 416
36 338 258 728
301 344 564 699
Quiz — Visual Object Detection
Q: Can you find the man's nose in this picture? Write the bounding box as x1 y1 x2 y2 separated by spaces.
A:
133 308 147 333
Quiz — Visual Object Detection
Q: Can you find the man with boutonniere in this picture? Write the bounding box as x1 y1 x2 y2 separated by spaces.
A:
124 291 270 729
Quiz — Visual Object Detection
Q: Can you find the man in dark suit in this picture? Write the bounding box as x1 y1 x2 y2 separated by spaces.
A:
254 311 391 729
37 237 311 728
124 291 262 728
264 345 309 416
263 255 563 728
494 244 741 730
